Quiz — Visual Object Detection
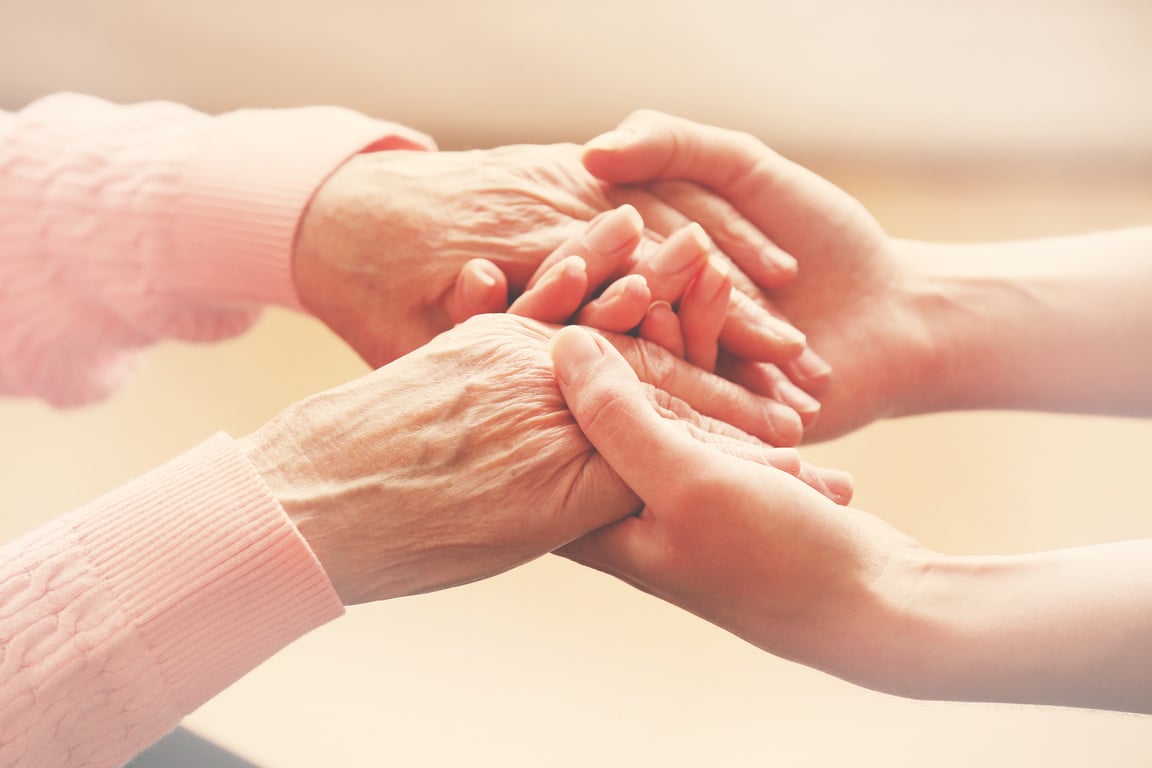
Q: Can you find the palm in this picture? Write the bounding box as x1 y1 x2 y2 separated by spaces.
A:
764 199 913 440
581 109 935 441
646 165 914 441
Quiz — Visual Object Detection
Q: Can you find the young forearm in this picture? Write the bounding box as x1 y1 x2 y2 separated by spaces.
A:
881 540 1152 713
904 226 1152 416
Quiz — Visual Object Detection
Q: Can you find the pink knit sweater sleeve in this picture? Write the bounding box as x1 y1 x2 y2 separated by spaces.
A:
0 435 345 766
0 95 436 765
0 93 434 406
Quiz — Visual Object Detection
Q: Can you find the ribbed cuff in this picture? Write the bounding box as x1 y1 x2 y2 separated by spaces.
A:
158 107 435 311
69 433 344 716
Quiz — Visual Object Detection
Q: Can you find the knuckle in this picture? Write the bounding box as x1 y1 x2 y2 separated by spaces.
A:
574 381 635 444
638 339 679 389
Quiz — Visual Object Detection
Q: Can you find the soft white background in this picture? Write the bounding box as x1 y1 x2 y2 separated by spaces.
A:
2 1 1151 765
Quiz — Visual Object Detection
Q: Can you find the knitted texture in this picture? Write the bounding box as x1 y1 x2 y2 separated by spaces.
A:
0 435 345 767
0 94 436 764
0 93 434 406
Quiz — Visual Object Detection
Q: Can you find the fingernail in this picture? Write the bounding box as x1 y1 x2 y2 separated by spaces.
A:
745 313 805 350
691 255 730 303
618 204 644 231
645 299 674 319
550 327 605 386
817 467 854 505
778 379 821 424
772 320 807 348
559 255 587 279
766 247 798 275
763 447 801 475
766 402 803 446
651 223 709 276
686 222 710 251
585 205 643 253
584 129 636 153
461 264 498 310
793 347 832 381
537 255 586 290
599 273 647 303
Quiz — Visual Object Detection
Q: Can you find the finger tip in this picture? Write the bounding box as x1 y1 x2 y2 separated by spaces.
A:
797 404 821 430
560 254 588 277
766 447 802 475
817 468 855 505
686 222 711 253
584 129 635 155
549 326 604 385
618 203 644 232
767 404 804 447
628 273 651 297
759 250 799 285
456 260 507 318
582 132 637 180
788 348 834 389
465 258 499 287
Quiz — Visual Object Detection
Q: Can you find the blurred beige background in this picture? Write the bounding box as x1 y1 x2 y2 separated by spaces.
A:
2 1 1151 765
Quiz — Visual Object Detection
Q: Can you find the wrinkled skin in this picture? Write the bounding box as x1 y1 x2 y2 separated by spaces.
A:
293 145 806 372
295 146 623 366
241 314 806 605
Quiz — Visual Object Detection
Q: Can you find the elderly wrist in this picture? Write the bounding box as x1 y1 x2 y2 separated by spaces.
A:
237 410 353 603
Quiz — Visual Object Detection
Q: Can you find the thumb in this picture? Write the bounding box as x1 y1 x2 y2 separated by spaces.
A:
549 326 696 504
447 259 508 324
582 109 762 191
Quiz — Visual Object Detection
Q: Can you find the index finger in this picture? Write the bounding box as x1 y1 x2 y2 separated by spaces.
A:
602 330 803 447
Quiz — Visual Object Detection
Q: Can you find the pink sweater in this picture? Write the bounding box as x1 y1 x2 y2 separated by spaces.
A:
0 93 434 766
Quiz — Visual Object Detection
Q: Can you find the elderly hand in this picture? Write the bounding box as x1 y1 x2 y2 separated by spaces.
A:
292 144 808 372
465 211 738 375
239 310 814 605
583 111 937 441
450 194 820 422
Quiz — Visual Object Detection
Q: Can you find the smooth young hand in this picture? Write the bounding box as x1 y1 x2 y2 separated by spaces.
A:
582 111 932 440
551 326 1152 714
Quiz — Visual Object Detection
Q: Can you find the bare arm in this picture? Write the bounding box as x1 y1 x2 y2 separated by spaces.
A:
888 540 1152 712
908 228 1152 416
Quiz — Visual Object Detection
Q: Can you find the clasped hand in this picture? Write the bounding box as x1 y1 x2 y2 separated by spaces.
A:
249 192 850 605
241 309 828 605
292 141 824 424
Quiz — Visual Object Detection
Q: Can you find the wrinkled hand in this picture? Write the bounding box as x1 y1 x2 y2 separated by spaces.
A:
550 326 925 689
462 205 735 375
239 313 813 605
292 144 807 371
583 111 934 440
455 199 820 423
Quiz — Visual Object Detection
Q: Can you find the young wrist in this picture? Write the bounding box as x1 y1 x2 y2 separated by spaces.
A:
886 237 1024 417
897 228 1152 416
822 542 950 698
863 238 958 420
